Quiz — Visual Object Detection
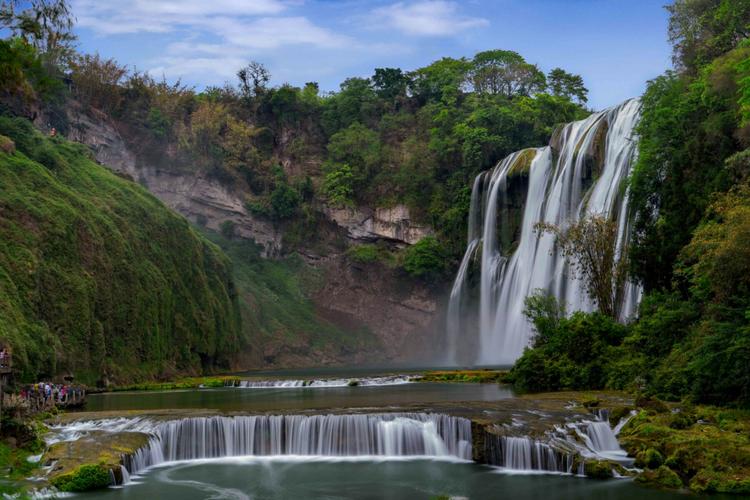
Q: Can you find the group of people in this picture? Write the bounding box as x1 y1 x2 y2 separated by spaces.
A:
0 348 10 370
19 382 85 411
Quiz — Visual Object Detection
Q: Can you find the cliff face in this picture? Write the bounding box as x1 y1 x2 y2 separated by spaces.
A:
65 108 444 368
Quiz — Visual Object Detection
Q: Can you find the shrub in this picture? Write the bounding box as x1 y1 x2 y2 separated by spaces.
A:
347 244 379 263
402 236 448 280
51 464 112 492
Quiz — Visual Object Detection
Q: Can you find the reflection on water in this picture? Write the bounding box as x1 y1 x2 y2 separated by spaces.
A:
83 459 692 500
84 383 514 412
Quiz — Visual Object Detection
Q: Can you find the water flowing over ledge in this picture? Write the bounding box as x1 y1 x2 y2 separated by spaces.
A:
447 99 642 366
48 413 472 479
43 404 639 488
225 375 415 389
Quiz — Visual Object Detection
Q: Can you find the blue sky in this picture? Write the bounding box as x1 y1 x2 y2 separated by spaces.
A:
71 0 672 110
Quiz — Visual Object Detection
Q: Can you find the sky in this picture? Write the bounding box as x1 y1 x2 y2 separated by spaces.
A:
70 0 673 110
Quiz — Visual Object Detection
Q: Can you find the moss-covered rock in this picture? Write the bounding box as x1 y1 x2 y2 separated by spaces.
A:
690 468 750 495
43 430 149 487
620 405 750 494
635 448 664 469
583 460 614 479
635 395 669 414
507 148 537 179
608 406 632 426
50 463 112 492
636 465 683 490
0 115 243 383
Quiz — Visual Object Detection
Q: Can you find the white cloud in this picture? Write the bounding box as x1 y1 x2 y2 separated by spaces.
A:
73 0 288 34
372 1 488 36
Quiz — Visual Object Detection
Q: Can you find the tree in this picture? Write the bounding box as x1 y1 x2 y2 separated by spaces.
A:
325 122 381 190
68 53 128 113
372 67 410 100
237 61 270 99
407 56 472 103
537 214 629 319
469 50 546 98
547 67 588 104
1 0 76 67
667 0 750 72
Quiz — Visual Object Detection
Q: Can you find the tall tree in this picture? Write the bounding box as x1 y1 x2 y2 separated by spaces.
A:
469 50 546 98
372 67 410 100
237 61 270 99
547 67 588 104
1 0 76 67
537 214 629 319
667 0 750 72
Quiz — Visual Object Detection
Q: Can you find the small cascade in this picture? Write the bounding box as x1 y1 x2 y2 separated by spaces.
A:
484 434 573 473
585 421 621 452
613 410 637 435
226 375 414 389
51 413 472 478
567 413 632 465
446 99 642 365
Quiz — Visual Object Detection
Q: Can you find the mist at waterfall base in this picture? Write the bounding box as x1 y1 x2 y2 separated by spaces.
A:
446 99 642 366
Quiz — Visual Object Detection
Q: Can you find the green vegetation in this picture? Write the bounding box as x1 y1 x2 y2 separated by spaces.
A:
0 115 243 383
2 16 589 261
510 293 627 393
402 236 449 280
200 229 378 357
50 464 111 492
621 405 750 494
418 370 508 383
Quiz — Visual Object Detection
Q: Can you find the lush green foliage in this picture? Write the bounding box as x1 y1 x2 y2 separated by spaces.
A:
44 45 589 261
51 464 111 492
0 116 243 382
511 292 628 392
402 236 448 280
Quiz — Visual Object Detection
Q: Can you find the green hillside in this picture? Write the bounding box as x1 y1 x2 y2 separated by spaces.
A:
0 116 243 383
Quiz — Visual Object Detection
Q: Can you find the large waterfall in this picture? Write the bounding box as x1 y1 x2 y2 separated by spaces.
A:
447 99 642 366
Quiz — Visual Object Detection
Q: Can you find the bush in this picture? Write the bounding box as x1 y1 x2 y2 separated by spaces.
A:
51 464 112 492
402 236 448 280
347 244 379 263
510 292 628 392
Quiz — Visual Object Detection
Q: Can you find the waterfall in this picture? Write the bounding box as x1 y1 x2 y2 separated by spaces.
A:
446 99 642 365
585 421 621 452
226 375 414 388
484 434 573 473
51 413 472 477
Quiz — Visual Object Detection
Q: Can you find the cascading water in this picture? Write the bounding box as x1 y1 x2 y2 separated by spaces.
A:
226 375 414 388
50 413 472 479
447 99 642 365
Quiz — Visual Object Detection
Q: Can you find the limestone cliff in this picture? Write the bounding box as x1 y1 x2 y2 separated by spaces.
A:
63 108 444 368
